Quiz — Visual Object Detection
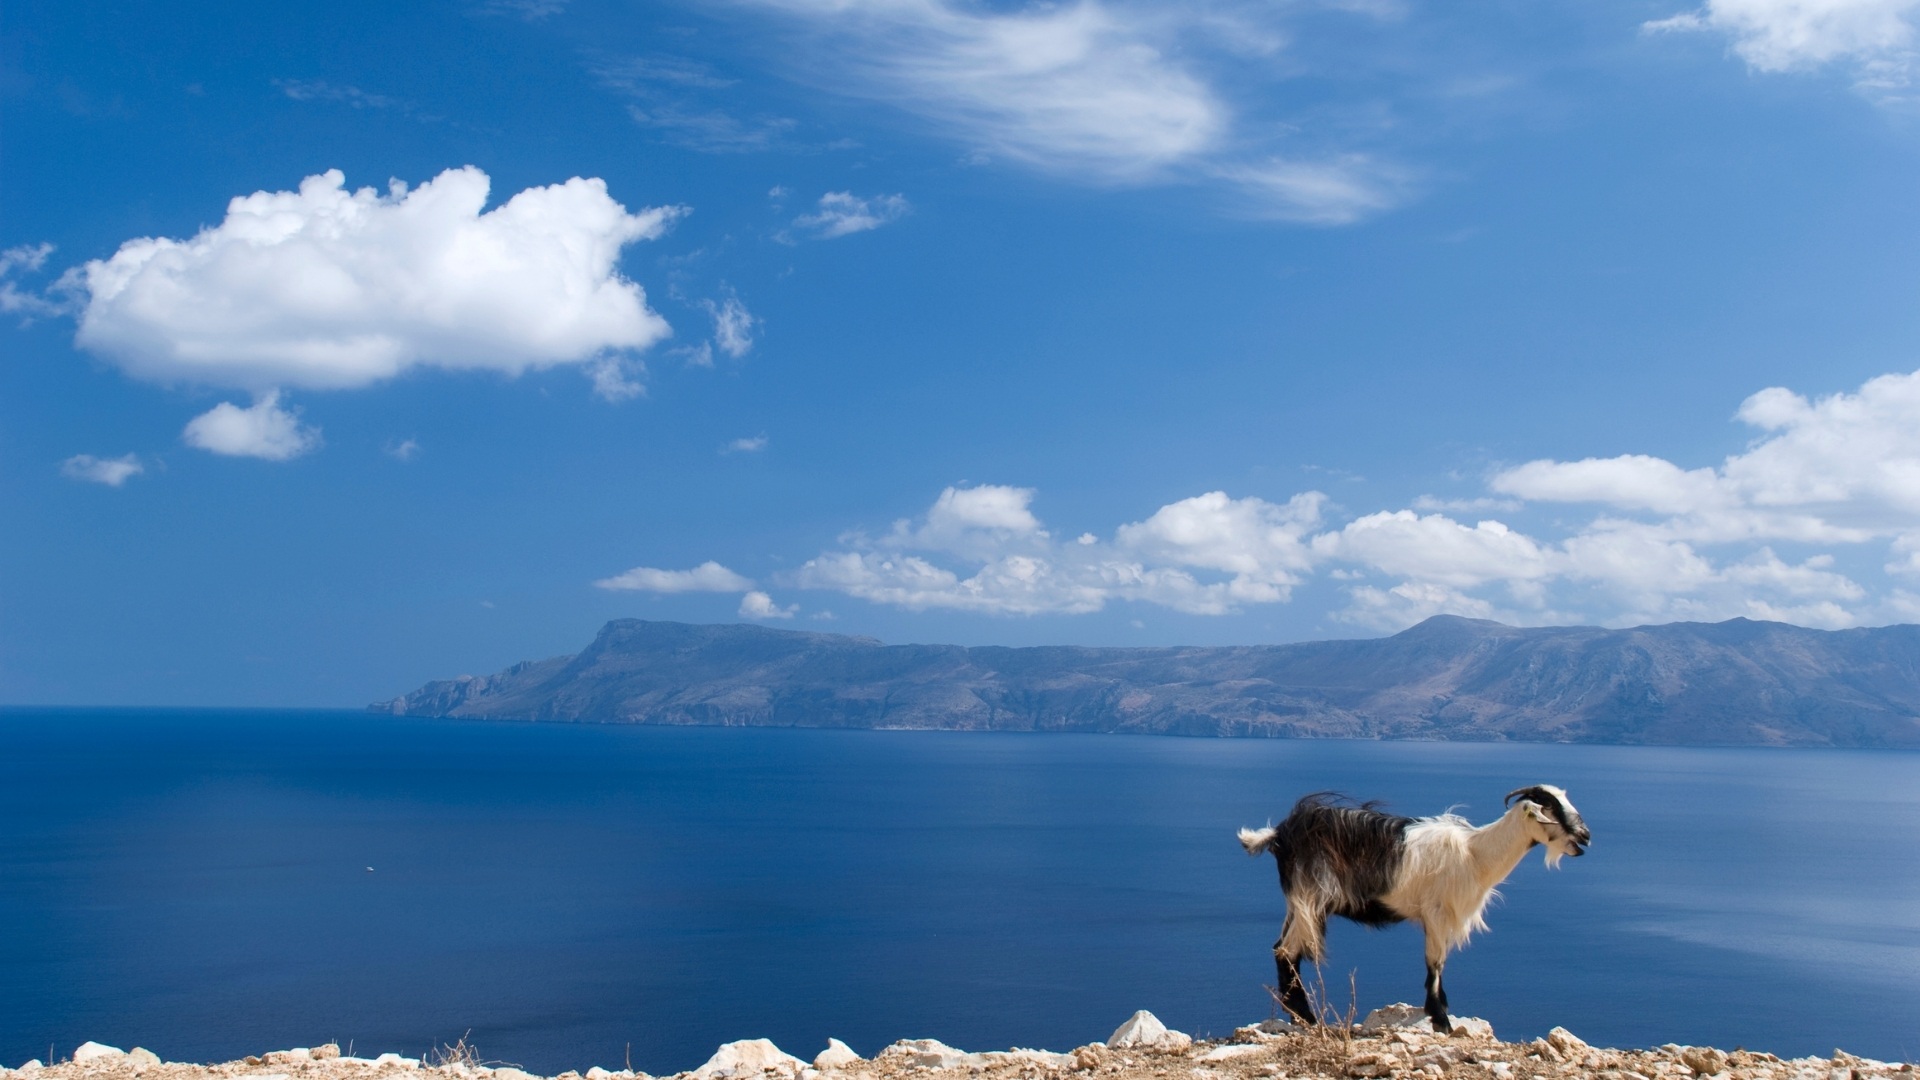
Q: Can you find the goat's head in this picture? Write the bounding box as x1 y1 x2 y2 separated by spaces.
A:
1505 784 1591 866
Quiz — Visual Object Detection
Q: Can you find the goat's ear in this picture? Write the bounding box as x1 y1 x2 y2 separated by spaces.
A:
1523 802 1553 823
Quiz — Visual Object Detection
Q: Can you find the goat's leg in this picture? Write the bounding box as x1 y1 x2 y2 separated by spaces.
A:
1272 910 1319 1026
1421 932 1452 1035
1273 941 1316 1026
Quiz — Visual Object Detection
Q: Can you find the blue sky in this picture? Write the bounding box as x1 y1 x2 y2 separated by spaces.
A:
9 0 1920 706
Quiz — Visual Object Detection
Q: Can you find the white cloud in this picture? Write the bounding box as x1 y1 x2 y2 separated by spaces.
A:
2 242 69 321
732 0 1415 222
599 368 1920 632
385 438 421 461
723 434 769 454
745 0 1223 180
794 192 911 238
595 560 754 593
60 453 145 486
739 590 798 618
181 392 322 460
788 485 1322 616
1645 0 1920 97
705 293 757 356
69 167 680 394
1212 157 1417 226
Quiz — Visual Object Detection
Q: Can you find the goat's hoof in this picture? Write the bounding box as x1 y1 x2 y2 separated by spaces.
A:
1430 1019 1453 1036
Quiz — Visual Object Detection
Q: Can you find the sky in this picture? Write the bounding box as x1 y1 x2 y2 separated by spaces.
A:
9 0 1920 706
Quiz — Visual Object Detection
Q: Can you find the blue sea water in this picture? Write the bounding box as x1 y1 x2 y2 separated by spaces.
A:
1 710 1917 1073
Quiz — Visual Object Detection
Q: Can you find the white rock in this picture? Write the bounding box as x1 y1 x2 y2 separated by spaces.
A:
1199 1046 1267 1063
693 1040 806 1080
1358 1005 1492 1041
877 1040 982 1070
128 1048 162 1072
492 1069 539 1080
73 1044 128 1064
20 1063 45 1075
813 1041 861 1070
1108 1011 1193 1053
375 1054 423 1068
589 1068 618 1080
979 1050 1072 1069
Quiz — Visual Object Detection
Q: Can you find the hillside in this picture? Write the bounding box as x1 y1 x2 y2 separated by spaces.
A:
373 615 1920 747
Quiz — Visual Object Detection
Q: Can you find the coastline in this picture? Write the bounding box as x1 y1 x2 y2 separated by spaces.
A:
12 1008 1913 1080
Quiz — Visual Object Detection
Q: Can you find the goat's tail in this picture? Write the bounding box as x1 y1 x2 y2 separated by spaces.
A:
1238 825 1279 856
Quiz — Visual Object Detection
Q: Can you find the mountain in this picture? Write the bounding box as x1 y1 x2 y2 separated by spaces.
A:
373 616 1920 747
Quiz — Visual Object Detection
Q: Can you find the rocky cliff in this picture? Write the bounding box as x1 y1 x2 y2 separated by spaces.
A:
373 616 1920 747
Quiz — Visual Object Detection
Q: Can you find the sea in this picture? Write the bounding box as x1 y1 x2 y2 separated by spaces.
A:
2 709 1917 1073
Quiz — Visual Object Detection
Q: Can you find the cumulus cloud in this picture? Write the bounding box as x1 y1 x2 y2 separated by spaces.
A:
598 369 1920 632
68 167 680 394
60 453 145 486
739 590 798 618
595 560 755 593
1645 0 1920 97
786 485 1323 616
794 192 911 239
181 392 322 460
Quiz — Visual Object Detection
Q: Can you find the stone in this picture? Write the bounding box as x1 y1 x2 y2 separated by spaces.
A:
1358 1005 1492 1041
814 1041 861 1070
978 1050 1072 1070
315 1046 342 1061
589 1068 618 1080
878 1041 981 1071
266 1050 313 1065
20 1063 45 1075
1071 1044 1112 1071
1347 1053 1400 1078
1108 1011 1193 1053
492 1070 539 1080
129 1049 162 1072
73 1044 128 1065
375 1054 423 1068
1682 1048 1732 1076
693 1040 806 1080
1199 1046 1267 1063
1547 1029 1589 1060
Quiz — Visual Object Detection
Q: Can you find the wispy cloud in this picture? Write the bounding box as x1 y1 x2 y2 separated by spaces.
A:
1 243 71 322
723 433 769 454
60 453 145 487
475 0 568 21
705 293 758 357
273 79 402 110
1644 0 1920 101
793 191 910 238
729 0 1418 222
591 55 797 152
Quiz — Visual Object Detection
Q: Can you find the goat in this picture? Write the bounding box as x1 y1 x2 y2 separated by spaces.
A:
1238 785 1590 1034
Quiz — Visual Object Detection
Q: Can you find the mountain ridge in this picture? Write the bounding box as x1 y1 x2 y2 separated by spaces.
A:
374 615 1920 747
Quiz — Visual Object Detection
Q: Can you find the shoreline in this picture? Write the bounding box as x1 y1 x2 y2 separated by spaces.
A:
10 1008 1914 1080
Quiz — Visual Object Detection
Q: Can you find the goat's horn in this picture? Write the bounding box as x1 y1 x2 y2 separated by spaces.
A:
1504 787 1537 806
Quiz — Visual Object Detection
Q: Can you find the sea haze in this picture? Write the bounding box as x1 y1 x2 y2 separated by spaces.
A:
2 710 1916 1073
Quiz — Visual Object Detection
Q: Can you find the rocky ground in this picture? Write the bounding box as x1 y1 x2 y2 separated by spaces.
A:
6 1006 1912 1080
